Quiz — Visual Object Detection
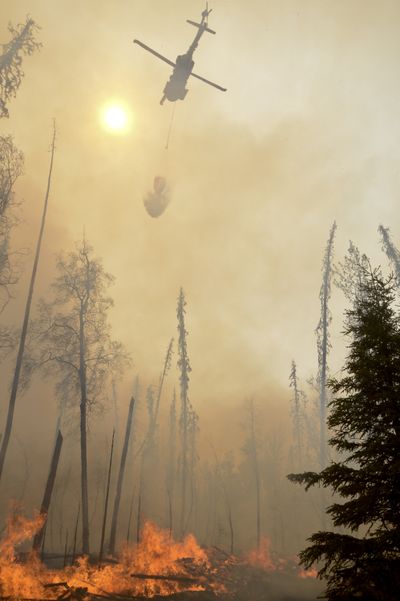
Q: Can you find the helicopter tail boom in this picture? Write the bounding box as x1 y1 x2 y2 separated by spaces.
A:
186 20 216 34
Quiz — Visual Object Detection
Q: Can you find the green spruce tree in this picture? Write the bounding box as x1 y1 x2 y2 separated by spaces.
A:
289 268 400 601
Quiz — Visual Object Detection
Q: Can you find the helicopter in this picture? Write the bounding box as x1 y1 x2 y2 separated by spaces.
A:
133 5 227 105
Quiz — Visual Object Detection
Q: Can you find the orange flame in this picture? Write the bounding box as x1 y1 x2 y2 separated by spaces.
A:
0 512 317 598
246 536 318 580
0 514 214 598
246 536 277 571
0 510 48 598
298 567 318 579
63 522 210 597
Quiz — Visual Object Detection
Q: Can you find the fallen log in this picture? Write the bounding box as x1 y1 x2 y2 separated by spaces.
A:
131 573 200 584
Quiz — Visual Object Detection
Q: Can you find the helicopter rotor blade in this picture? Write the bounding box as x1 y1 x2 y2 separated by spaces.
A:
190 71 227 92
133 40 176 67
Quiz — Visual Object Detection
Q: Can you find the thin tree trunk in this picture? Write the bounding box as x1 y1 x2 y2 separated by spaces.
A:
180 408 188 538
318 222 336 470
63 530 69 568
40 522 47 562
99 430 115 563
211 444 234 555
32 430 63 553
0 124 56 483
108 397 135 554
136 491 142 545
126 486 135 543
177 289 191 539
79 306 90 554
71 503 80 565
249 401 261 550
167 488 173 539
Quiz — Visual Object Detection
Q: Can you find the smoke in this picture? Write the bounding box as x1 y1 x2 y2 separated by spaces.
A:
0 0 399 583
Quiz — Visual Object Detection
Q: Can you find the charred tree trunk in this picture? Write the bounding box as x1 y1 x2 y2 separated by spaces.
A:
136 491 142 545
247 400 261 550
108 396 135 555
63 530 69 568
32 429 63 552
212 444 234 555
166 389 177 537
79 306 90 555
177 289 191 538
0 124 56 483
289 360 304 471
317 222 336 470
71 503 80 565
99 430 115 563
126 486 135 543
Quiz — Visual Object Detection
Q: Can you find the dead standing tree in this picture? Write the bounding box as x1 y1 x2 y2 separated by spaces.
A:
289 360 307 471
108 396 135 555
177 288 192 538
186 405 199 533
136 340 173 541
316 222 336 471
0 17 41 118
243 399 262 551
0 125 56 483
26 238 130 554
166 388 177 537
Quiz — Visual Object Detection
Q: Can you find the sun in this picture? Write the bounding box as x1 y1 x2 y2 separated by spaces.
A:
101 103 130 133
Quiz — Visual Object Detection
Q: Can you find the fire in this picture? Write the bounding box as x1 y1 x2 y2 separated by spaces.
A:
298 567 318 579
0 512 317 599
246 536 318 580
246 536 277 571
0 510 47 598
64 522 210 597
0 514 213 599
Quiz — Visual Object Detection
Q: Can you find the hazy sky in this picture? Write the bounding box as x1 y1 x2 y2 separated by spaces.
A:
1 0 400 425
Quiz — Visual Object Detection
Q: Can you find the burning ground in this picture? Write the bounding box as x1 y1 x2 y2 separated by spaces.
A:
0 512 321 601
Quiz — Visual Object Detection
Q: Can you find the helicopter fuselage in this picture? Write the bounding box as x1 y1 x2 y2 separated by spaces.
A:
161 53 195 103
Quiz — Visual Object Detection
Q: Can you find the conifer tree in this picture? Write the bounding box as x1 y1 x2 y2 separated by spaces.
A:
289 268 400 600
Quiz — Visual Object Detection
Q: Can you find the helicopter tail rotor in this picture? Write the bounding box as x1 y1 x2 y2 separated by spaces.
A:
202 2 212 19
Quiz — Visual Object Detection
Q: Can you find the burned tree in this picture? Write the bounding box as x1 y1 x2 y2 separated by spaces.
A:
177 288 192 538
243 399 262 550
166 388 177 537
26 238 130 554
137 341 173 540
108 396 135 555
0 17 41 118
289 360 306 471
186 405 199 533
0 126 55 483
316 221 336 470
32 430 63 553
